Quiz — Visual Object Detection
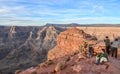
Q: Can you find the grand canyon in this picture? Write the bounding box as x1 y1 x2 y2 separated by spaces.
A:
0 24 120 74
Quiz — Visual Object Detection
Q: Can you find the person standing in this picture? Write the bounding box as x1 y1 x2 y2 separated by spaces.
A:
104 36 110 55
111 38 119 58
88 44 94 58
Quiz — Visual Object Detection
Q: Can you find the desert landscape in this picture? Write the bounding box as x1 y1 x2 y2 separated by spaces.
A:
1 0 120 74
16 26 120 74
77 27 120 41
0 25 120 74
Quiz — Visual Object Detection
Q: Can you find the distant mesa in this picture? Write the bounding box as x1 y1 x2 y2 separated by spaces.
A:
45 23 120 27
45 23 82 27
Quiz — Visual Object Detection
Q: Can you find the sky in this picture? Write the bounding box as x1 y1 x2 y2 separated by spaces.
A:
0 0 120 26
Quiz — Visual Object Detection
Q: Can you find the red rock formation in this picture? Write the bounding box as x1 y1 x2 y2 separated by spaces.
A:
47 27 96 60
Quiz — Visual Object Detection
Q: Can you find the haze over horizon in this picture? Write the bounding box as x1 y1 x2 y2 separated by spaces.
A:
0 0 120 26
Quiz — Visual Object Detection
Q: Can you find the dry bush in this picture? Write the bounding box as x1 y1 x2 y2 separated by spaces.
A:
54 61 67 72
46 60 53 65
30 71 37 74
65 56 71 62
39 62 47 68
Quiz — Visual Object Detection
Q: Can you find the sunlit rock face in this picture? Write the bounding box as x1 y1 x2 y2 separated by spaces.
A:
48 27 97 60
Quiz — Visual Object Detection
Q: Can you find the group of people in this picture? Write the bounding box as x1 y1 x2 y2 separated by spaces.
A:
95 36 119 64
79 36 119 65
104 36 119 58
95 36 119 65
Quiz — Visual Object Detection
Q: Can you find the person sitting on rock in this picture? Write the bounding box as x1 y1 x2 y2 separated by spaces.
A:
95 49 108 65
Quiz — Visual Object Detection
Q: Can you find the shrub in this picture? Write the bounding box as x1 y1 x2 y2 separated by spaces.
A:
55 61 67 72
65 56 71 62
39 62 46 68
46 60 53 65
31 71 37 74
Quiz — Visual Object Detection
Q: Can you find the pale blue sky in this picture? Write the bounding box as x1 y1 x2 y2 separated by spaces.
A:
0 0 120 26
